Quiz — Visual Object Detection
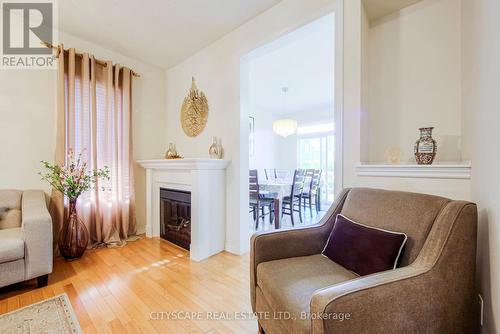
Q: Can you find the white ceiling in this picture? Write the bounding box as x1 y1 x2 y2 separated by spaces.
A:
363 0 423 21
248 13 334 115
59 0 281 69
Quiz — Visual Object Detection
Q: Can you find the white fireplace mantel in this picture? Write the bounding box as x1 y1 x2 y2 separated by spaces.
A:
138 158 230 170
138 158 230 261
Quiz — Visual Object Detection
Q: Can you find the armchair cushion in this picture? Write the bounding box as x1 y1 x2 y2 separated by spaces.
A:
0 190 23 229
0 209 22 229
257 254 358 331
0 227 24 262
322 214 407 276
0 190 22 209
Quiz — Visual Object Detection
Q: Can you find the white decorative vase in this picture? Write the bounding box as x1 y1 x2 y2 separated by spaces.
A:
209 137 223 159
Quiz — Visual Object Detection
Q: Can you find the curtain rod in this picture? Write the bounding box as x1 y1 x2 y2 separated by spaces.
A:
41 41 140 77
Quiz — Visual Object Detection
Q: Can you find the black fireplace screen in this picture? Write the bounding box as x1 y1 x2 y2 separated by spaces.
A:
159 188 191 250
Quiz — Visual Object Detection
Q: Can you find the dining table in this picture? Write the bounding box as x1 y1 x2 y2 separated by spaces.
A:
259 179 293 229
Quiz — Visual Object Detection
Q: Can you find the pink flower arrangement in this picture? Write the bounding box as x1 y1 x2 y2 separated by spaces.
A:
39 149 110 200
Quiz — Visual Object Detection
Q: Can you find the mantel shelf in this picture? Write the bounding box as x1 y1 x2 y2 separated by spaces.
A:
137 158 230 170
356 162 471 179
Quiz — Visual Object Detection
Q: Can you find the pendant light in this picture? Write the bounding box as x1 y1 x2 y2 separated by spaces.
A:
273 87 298 137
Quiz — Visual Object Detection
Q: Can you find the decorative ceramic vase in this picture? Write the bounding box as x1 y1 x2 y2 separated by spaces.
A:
209 137 220 159
414 127 437 165
58 199 89 260
165 143 177 159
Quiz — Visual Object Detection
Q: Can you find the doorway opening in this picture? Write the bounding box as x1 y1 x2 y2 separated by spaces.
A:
241 13 339 235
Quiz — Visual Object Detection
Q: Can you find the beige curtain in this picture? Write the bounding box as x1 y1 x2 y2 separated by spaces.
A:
52 46 136 248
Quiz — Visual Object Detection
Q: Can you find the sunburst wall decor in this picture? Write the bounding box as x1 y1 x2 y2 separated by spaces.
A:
181 77 209 137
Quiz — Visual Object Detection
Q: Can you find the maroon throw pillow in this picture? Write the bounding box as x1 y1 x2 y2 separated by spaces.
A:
322 214 407 276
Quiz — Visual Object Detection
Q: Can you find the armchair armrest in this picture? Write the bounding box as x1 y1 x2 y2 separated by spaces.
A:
22 190 53 280
310 265 428 333
309 201 478 334
250 188 351 310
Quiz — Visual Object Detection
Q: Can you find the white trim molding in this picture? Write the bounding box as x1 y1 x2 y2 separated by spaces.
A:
355 162 471 179
334 0 344 196
137 158 230 170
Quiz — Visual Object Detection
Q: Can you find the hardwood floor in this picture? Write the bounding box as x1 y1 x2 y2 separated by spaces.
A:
0 238 257 334
250 208 327 233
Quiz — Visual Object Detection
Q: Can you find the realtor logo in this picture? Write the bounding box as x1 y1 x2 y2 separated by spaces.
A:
1 0 57 69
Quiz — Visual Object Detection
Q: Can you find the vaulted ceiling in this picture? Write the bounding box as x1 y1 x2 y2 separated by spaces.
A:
248 14 334 115
59 0 282 69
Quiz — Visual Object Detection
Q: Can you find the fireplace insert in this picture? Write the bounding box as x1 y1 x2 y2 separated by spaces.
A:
159 188 191 250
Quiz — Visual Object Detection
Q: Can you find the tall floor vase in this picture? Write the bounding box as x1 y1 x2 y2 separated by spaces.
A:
58 199 89 260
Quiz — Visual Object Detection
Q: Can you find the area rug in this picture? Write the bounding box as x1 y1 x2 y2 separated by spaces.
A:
0 293 82 334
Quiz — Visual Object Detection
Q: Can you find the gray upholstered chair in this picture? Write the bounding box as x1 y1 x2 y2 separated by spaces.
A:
0 190 53 288
251 188 478 334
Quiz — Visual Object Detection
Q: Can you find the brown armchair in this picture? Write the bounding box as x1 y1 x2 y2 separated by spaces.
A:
250 188 478 334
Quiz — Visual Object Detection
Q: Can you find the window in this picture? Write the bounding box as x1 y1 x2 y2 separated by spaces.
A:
297 123 335 203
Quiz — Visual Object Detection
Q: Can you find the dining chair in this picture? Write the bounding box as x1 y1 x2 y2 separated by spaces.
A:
264 168 277 180
252 169 274 199
301 169 314 212
249 169 258 185
249 170 274 229
302 169 322 215
281 169 305 226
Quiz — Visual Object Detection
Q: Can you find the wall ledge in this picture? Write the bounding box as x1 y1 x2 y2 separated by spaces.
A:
355 162 471 179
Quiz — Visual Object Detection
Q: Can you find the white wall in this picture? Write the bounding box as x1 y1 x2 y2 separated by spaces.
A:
165 0 337 254
275 135 298 172
360 1 370 162
365 0 462 163
342 0 470 201
462 0 500 332
0 32 166 234
342 0 363 188
0 70 56 190
249 108 277 177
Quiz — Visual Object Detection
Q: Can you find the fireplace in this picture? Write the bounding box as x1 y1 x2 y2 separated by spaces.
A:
139 158 229 261
159 188 191 250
